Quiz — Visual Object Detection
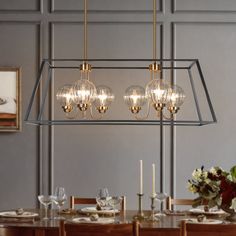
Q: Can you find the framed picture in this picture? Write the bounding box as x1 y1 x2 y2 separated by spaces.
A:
0 67 21 132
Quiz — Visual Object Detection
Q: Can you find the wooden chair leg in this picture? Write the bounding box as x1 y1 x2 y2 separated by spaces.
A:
180 220 187 236
133 220 140 236
59 220 65 236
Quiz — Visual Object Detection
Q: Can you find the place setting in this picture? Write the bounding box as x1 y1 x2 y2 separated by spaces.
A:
0 208 39 223
72 188 122 224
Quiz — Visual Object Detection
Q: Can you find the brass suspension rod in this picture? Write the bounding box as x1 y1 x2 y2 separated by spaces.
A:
84 0 87 61
153 0 156 61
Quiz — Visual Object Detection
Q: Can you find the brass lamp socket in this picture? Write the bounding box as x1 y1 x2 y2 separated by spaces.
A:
130 106 141 114
80 62 92 72
77 103 89 111
153 103 165 111
62 105 73 113
97 106 108 113
168 106 179 114
149 63 161 72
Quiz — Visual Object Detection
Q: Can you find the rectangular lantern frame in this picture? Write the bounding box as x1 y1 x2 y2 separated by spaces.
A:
25 58 217 126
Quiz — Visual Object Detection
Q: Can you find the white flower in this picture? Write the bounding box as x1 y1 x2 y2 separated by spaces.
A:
230 197 236 212
192 169 202 181
187 182 198 193
227 174 233 182
210 167 217 175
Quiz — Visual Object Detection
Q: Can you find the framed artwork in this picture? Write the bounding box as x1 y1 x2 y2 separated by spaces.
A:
0 67 21 132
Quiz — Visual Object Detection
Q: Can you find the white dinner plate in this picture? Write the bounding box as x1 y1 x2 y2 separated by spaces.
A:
0 211 38 218
80 207 119 215
188 208 225 215
72 217 114 224
181 218 223 224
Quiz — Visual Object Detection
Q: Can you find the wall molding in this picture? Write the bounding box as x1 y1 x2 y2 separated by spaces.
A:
50 0 163 14
172 0 236 13
0 0 43 14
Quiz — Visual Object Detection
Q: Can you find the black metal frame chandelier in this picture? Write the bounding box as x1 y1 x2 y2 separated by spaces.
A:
25 0 217 126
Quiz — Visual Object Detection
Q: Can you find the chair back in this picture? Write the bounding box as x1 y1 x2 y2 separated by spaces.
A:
166 196 194 210
70 196 126 211
60 220 139 236
180 220 236 236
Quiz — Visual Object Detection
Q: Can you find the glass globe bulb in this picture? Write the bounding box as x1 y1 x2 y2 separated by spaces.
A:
56 84 74 113
124 85 147 114
166 85 186 114
73 79 97 111
94 85 114 113
145 79 169 111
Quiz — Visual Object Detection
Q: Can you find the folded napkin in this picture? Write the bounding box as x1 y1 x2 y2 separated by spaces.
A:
164 210 186 216
72 217 114 224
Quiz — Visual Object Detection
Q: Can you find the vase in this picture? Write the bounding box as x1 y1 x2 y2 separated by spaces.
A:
221 205 236 221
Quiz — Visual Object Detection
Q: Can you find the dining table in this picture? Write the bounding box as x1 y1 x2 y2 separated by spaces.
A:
0 209 230 236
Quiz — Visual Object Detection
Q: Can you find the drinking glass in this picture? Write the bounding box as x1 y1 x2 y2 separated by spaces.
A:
96 188 110 210
108 196 122 222
38 195 54 220
155 192 168 216
52 187 67 219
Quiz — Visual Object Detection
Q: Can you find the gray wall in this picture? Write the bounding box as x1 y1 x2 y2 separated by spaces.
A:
0 0 236 210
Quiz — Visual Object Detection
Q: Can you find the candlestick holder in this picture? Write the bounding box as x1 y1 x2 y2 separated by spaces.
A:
148 195 159 222
133 193 146 220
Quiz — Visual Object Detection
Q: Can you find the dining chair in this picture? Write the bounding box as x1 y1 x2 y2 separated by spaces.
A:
60 220 139 236
166 196 194 210
180 220 236 236
70 196 126 211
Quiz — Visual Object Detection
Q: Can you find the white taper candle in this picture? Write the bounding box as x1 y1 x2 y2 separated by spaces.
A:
140 160 143 194
152 163 156 197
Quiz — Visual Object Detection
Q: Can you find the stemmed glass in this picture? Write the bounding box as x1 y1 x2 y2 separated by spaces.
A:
38 195 54 220
52 187 67 219
96 188 110 210
108 196 122 222
155 192 168 216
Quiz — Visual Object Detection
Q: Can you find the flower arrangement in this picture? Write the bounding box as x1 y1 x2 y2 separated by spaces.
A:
188 165 236 211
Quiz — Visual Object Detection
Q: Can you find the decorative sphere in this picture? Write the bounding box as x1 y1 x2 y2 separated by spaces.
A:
145 79 169 105
166 85 185 108
124 85 147 108
94 85 115 108
56 84 74 106
72 79 97 106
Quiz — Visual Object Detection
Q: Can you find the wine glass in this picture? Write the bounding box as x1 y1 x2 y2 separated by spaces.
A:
38 195 54 220
96 188 110 210
52 187 67 219
155 192 168 216
108 196 122 222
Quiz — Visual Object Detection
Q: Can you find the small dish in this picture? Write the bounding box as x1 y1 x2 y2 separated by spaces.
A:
188 208 225 215
181 218 223 224
80 207 119 215
72 217 114 224
0 211 38 218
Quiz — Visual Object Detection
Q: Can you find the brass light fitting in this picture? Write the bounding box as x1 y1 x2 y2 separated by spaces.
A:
130 106 141 114
153 103 165 111
77 103 89 111
149 62 161 72
80 62 92 72
62 105 73 113
97 106 108 113
168 106 180 114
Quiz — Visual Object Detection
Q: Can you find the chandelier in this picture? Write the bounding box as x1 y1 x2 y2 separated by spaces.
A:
25 0 216 126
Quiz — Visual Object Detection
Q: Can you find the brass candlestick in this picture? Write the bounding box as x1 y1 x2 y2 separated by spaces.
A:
133 193 146 220
148 195 159 222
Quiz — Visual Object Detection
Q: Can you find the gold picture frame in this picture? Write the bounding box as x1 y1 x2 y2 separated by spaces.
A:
0 67 21 132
